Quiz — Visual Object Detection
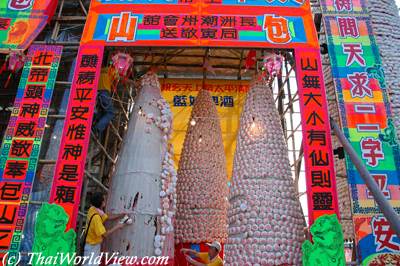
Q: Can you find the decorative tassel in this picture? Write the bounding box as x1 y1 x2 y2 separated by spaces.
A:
245 50 257 70
5 73 12 88
0 59 8 75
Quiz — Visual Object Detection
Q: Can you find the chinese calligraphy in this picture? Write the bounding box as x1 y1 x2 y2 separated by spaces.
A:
263 15 291 44
0 45 62 255
361 138 384 167
337 17 359 38
343 43 365 66
323 4 400 259
372 217 400 251
173 95 234 107
348 72 371 98
334 0 352 11
155 14 246 40
50 45 103 230
108 12 138 42
295 49 339 223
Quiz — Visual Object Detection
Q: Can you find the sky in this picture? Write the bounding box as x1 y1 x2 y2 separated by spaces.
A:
397 0 400 9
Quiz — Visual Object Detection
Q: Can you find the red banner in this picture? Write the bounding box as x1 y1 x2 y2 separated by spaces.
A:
49 45 104 229
295 47 340 224
0 45 62 261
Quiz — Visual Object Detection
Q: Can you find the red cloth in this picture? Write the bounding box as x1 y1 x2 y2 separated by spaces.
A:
245 50 257 69
45 0 58 22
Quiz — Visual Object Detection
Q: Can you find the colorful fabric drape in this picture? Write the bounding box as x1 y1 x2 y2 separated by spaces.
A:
0 0 58 53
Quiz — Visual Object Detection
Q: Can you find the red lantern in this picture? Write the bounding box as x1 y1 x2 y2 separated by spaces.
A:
111 52 133 80
245 50 257 70
8 51 25 72
0 50 26 88
263 53 284 78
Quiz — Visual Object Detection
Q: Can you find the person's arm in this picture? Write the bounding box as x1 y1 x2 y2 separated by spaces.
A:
181 248 199 257
107 213 126 221
185 255 207 266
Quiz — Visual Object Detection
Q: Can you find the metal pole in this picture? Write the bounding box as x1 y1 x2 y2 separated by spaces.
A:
330 117 400 237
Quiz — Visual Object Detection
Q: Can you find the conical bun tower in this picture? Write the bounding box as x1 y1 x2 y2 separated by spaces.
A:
105 73 176 258
225 78 304 265
175 89 228 249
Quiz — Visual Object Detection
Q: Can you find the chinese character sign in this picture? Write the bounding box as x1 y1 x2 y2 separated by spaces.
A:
0 0 58 52
320 0 367 14
321 0 400 262
90 13 307 47
295 48 340 224
96 0 306 7
160 79 249 178
81 0 317 48
0 45 62 261
49 45 103 229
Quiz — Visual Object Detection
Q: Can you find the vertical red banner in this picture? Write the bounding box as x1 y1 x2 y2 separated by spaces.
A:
49 45 104 229
295 47 340 224
0 45 62 263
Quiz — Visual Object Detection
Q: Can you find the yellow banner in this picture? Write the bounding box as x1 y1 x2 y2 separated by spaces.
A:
160 79 250 179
